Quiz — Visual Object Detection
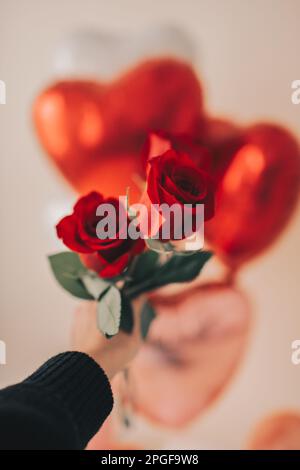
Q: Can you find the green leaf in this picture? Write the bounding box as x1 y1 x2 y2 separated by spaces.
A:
126 251 213 299
141 301 156 340
119 292 134 334
156 250 213 285
170 249 203 257
48 252 93 300
145 238 174 253
129 250 160 281
80 273 110 299
97 285 121 336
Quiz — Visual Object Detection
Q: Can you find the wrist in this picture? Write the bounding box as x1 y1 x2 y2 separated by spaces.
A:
85 348 119 380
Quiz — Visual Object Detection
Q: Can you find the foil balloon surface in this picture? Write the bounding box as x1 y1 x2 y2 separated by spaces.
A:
247 411 300 450
205 123 300 268
87 416 141 451
33 58 204 202
53 26 196 80
127 283 252 427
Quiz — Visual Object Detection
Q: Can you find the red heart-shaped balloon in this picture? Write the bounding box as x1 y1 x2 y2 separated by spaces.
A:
127 282 251 428
205 122 300 268
33 58 204 201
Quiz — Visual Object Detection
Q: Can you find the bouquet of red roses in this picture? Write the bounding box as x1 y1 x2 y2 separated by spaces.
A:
49 135 215 338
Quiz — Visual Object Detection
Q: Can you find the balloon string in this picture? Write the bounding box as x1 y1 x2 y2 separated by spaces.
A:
224 266 238 285
118 367 135 431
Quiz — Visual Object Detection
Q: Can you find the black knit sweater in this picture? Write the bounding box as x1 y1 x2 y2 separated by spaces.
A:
0 352 113 450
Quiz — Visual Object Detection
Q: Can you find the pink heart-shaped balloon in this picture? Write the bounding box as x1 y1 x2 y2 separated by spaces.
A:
127 282 252 428
87 419 141 450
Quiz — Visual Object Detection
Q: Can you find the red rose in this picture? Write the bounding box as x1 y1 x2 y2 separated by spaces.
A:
56 191 144 278
146 149 215 241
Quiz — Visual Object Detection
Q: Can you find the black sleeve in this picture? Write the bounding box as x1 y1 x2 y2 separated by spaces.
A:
0 352 114 450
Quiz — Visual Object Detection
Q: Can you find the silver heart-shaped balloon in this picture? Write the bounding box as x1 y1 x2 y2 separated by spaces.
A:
53 25 197 79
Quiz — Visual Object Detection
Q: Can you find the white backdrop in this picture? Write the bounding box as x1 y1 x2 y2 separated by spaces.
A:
0 0 299 449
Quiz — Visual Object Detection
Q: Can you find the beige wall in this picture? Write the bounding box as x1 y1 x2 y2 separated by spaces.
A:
0 0 299 449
